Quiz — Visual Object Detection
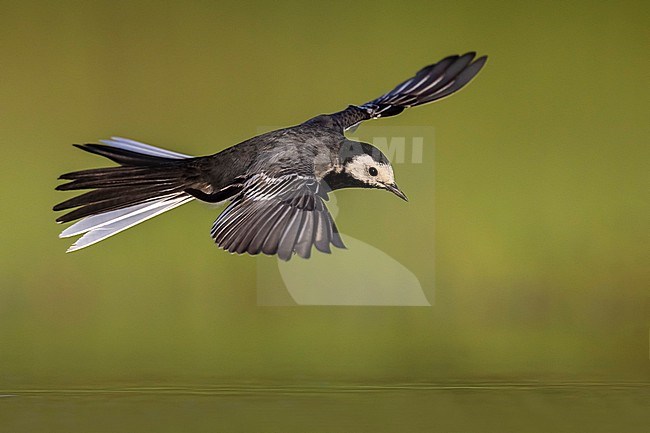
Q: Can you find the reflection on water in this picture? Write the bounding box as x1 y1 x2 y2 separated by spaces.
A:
2 383 648 432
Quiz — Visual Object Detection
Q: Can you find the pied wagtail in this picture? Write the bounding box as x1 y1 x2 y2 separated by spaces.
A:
54 52 487 260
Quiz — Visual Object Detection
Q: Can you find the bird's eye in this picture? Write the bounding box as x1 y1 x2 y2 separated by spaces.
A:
368 167 378 176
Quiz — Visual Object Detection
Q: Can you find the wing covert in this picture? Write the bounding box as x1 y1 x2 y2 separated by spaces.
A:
211 173 345 260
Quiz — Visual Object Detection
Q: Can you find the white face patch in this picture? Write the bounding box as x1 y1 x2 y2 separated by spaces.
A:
345 154 395 187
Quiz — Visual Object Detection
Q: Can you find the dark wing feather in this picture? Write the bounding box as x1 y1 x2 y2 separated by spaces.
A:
211 174 345 260
329 52 487 130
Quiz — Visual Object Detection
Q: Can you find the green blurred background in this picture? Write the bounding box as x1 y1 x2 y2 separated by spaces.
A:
1 0 648 393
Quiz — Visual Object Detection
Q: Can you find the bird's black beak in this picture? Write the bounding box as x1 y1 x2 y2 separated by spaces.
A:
385 183 408 201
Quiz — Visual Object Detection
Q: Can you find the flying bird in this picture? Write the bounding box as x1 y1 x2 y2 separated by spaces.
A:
54 52 487 260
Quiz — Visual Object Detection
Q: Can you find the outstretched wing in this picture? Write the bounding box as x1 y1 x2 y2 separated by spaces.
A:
331 52 487 131
211 173 345 261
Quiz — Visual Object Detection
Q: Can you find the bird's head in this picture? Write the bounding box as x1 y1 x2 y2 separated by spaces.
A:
337 141 407 201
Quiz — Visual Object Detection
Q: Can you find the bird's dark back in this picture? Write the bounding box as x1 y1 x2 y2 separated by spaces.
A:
195 119 345 191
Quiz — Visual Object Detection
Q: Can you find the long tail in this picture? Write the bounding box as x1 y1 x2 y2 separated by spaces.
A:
54 137 196 252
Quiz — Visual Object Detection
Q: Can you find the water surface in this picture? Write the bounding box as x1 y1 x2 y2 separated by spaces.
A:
3 382 648 432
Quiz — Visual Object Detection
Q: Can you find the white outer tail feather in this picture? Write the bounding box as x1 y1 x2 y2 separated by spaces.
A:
99 137 191 159
59 137 195 252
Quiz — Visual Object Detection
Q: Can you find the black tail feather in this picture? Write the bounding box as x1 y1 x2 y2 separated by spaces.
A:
54 144 197 224
72 143 170 166
56 166 179 190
